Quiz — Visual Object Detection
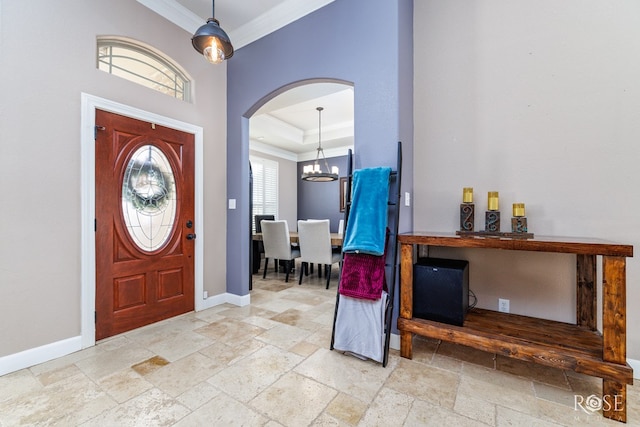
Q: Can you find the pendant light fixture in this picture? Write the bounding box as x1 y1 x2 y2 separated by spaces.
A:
301 107 339 182
191 0 234 64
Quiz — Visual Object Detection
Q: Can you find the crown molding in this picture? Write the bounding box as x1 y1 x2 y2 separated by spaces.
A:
137 0 202 33
297 146 353 162
250 140 352 163
138 0 335 49
252 114 304 145
230 0 334 49
250 140 298 162
303 120 354 145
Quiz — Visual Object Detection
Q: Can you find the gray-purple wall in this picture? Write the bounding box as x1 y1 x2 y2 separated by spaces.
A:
227 0 414 296
297 155 349 232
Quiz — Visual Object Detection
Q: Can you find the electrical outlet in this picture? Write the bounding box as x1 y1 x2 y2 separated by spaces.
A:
203 291 208 300
498 298 510 313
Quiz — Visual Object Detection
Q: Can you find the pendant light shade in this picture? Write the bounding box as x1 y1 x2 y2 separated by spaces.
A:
191 1 233 64
301 107 339 182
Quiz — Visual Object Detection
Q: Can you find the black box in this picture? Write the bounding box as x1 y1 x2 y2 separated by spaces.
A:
413 257 469 326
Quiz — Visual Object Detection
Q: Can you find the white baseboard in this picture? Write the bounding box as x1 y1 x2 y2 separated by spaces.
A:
0 336 82 376
389 333 400 351
0 292 250 377
222 291 251 307
199 292 251 311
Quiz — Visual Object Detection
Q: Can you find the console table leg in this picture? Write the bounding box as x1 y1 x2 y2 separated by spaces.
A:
400 331 413 359
399 242 414 359
576 254 597 330
602 256 627 423
603 380 626 422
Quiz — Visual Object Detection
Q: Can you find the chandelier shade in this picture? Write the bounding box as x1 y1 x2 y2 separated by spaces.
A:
301 107 339 182
191 1 234 64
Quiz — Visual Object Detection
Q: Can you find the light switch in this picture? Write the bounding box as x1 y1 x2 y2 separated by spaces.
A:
404 192 411 207
228 199 236 209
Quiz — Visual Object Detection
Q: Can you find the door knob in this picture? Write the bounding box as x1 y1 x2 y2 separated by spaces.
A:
186 233 196 240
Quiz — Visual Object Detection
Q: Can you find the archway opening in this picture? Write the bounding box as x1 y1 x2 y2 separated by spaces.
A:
246 79 354 287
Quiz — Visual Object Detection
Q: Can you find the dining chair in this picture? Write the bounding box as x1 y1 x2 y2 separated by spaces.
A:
254 214 275 270
260 220 300 282
255 214 275 233
297 219 342 289
332 218 345 255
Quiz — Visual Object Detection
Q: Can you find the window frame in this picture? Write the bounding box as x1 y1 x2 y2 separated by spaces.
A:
250 156 279 233
97 37 192 102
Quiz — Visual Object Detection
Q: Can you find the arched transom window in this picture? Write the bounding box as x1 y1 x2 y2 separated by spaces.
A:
97 37 191 102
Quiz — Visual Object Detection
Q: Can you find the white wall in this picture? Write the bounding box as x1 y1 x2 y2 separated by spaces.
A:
0 1 227 357
414 1 640 358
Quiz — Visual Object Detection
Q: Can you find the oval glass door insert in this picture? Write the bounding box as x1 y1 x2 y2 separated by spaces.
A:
122 144 177 252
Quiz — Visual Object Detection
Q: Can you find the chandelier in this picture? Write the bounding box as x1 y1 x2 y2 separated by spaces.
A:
301 107 339 182
191 0 234 64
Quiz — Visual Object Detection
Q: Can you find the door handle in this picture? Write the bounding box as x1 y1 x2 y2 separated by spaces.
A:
186 233 196 240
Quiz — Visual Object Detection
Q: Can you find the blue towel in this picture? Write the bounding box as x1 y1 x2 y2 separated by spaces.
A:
342 167 391 255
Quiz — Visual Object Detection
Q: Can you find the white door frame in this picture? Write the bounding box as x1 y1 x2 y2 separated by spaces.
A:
80 93 204 349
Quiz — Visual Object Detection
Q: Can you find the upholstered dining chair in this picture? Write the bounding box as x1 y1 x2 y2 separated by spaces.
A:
260 220 300 282
297 219 342 289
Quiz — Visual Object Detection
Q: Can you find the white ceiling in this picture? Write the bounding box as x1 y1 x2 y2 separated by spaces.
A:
138 0 353 161
251 83 354 161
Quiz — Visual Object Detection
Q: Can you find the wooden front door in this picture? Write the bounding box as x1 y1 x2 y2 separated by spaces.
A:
95 110 195 340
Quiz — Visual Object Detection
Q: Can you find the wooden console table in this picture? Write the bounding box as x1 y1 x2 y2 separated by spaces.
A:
397 232 633 423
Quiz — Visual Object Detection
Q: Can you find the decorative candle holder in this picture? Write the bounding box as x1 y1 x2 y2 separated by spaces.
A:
511 217 528 233
511 203 527 233
460 187 475 231
485 191 500 232
485 211 501 232
460 203 475 231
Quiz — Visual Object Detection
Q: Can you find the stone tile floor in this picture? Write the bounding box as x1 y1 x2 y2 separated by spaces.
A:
1 265 638 426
